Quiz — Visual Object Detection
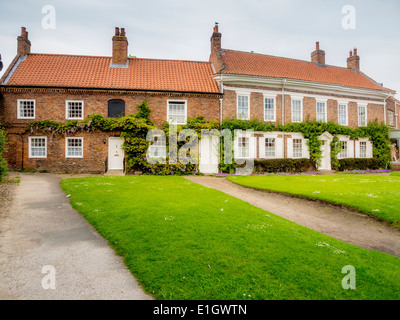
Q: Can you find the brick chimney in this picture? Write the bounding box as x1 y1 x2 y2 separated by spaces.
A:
209 22 225 73
112 27 128 66
311 42 325 65
347 48 360 71
17 27 31 56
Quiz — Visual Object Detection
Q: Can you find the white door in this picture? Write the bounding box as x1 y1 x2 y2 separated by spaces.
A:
199 135 219 174
319 140 331 170
108 137 124 170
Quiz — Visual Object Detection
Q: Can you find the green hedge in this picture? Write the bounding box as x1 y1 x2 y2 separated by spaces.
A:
0 126 7 182
334 158 381 171
254 159 316 173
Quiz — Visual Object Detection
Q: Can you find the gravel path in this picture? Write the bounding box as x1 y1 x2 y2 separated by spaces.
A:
0 173 152 300
185 176 400 258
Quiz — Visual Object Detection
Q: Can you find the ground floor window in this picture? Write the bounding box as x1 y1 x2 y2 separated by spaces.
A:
149 135 166 157
29 137 47 158
238 137 250 158
66 137 83 158
265 138 276 158
340 141 348 159
359 141 367 158
293 139 303 158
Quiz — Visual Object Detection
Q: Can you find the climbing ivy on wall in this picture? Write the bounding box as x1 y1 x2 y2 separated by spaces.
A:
24 101 392 174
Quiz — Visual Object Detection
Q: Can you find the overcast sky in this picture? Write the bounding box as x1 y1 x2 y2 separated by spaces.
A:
1 0 399 96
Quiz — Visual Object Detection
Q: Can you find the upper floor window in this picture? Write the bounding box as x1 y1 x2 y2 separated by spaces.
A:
29 137 47 158
316 101 327 123
237 94 250 120
18 99 35 119
167 101 187 125
338 103 348 126
291 99 302 123
264 97 276 122
358 105 367 127
108 99 125 118
66 101 84 120
388 111 394 127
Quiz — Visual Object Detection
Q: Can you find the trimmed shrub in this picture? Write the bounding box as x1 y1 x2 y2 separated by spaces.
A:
334 158 381 171
254 159 316 173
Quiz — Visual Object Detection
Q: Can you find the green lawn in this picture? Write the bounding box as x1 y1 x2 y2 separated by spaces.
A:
227 173 400 228
61 176 400 300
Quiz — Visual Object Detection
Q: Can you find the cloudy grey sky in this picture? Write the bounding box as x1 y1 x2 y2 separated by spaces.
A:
1 0 399 96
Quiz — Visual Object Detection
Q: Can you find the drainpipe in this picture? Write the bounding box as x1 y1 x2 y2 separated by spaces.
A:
20 134 24 170
282 79 287 126
395 100 398 129
219 98 223 125
383 94 392 125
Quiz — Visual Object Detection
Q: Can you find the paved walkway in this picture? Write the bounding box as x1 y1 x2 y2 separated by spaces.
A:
0 173 152 300
185 176 400 258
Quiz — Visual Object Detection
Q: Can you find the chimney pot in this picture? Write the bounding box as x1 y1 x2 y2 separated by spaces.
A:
120 28 125 37
349 51 353 57
316 42 320 50
354 48 357 56
115 27 120 36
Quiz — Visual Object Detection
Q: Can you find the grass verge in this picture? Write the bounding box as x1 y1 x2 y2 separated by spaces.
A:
61 176 400 300
227 173 400 228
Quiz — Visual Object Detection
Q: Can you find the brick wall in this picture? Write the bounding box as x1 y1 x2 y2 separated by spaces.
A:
222 84 386 129
1 89 220 129
2 88 220 172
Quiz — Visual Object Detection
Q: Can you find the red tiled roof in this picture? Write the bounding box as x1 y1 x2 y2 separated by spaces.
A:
220 49 394 93
5 53 220 94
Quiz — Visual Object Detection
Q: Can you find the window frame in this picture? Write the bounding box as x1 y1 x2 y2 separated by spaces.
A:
17 99 36 119
263 95 276 122
292 138 303 159
388 110 394 127
339 140 348 159
291 98 303 123
66 100 84 120
264 137 276 158
237 93 250 121
358 104 367 127
338 103 348 126
237 136 250 159
149 134 167 158
28 136 47 159
316 100 327 123
65 137 84 159
167 100 187 125
359 141 367 158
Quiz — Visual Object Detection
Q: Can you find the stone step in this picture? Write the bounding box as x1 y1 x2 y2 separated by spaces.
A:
104 170 125 176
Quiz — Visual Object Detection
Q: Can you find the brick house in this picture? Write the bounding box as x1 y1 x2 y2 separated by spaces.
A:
0 27 222 173
209 24 398 170
0 25 398 173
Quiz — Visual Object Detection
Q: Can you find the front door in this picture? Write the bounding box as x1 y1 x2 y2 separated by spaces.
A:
108 137 124 170
319 140 331 170
199 135 220 174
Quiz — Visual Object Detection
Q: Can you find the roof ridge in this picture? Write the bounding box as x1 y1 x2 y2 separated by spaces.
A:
27 53 212 64
222 48 351 70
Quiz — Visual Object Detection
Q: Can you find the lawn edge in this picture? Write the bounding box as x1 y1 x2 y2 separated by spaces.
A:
225 177 400 231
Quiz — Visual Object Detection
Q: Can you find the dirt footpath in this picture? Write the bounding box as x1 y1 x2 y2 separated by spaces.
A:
185 176 400 258
0 173 152 300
